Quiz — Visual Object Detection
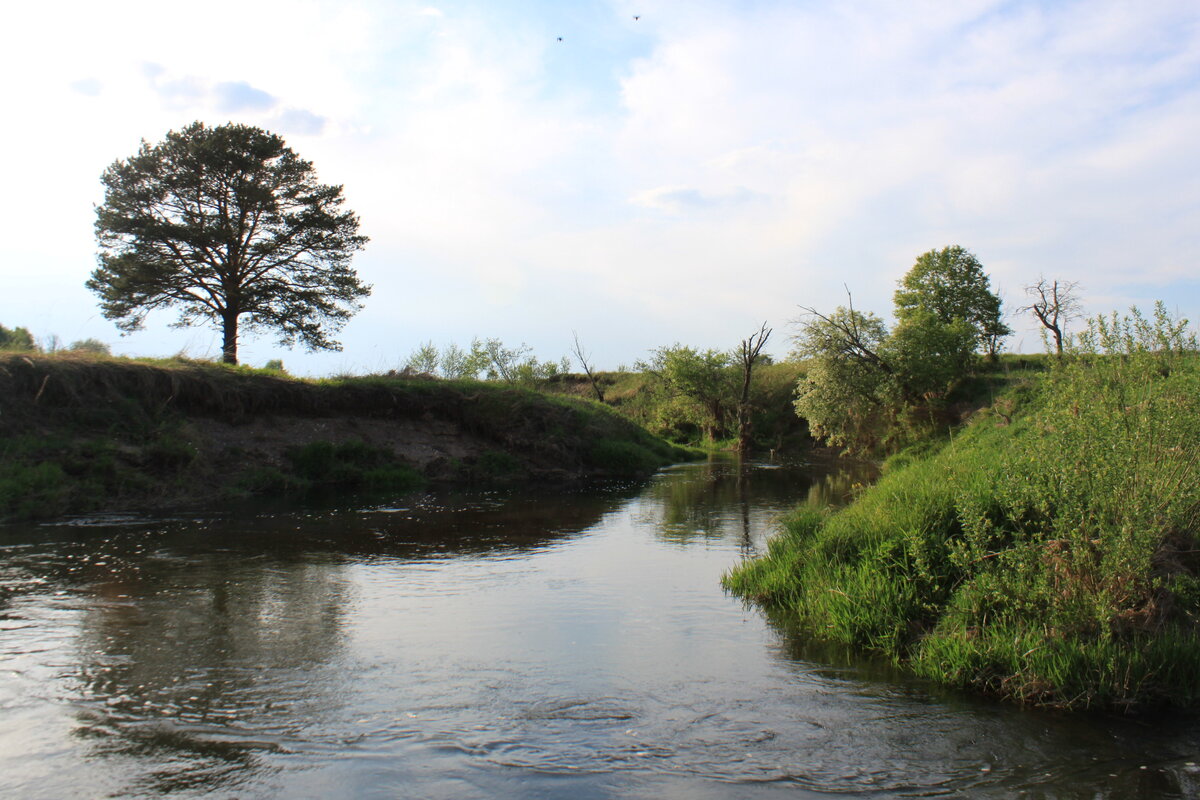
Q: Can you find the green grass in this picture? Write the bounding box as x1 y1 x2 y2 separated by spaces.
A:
284 440 424 491
726 336 1200 711
0 351 695 520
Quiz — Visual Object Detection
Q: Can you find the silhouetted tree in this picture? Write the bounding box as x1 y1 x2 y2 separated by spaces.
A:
88 122 369 364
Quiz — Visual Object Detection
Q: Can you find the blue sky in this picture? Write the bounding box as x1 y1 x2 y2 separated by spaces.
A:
1 0 1197 373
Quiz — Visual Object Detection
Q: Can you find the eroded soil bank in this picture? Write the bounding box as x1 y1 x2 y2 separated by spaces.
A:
0 354 693 522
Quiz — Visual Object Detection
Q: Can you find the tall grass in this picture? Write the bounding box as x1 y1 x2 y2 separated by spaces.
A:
726 305 1200 710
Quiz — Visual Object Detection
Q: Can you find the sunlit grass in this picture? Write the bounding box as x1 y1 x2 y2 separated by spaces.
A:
727 310 1200 710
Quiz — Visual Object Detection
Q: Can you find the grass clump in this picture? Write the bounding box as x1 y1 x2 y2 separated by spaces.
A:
585 439 664 476
726 304 1200 711
284 440 424 491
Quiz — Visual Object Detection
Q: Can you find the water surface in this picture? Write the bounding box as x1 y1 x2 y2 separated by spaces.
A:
2 458 1199 798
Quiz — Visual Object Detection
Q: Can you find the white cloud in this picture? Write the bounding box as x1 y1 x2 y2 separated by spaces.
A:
214 81 278 112
276 108 329 136
0 0 1197 371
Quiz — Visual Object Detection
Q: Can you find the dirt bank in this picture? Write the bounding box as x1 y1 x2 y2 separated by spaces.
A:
0 354 694 521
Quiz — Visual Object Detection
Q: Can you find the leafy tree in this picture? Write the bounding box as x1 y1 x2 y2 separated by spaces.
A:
0 324 37 351
792 300 977 452
88 121 370 365
477 338 531 383
404 341 441 375
470 338 568 385
639 345 737 441
792 307 892 449
441 341 482 380
880 310 976 400
894 245 1010 356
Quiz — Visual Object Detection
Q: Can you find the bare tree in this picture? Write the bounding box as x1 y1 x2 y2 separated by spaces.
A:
736 322 772 455
1020 278 1080 356
571 331 606 402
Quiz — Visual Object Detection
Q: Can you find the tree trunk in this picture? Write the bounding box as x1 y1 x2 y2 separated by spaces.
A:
221 311 239 365
737 323 771 456
737 366 753 456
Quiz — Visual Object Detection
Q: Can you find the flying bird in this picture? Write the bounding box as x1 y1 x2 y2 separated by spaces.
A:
633 15 640 20
557 36 563 41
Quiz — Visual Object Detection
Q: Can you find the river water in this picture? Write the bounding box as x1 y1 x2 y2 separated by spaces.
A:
2 457 1200 799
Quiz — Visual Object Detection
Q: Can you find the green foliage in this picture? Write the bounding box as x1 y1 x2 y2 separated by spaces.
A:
731 304 1200 710
405 341 441 375
439 341 479 379
234 466 303 494
88 121 370 365
474 450 524 480
0 324 37 351
0 433 178 520
792 307 892 449
283 440 424 491
402 338 570 386
0 460 70 520
477 338 570 385
144 433 197 471
67 338 111 355
585 439 662 476
881 309 977 399
638 344 737 442
793 247 1006 453
894 245 1011 356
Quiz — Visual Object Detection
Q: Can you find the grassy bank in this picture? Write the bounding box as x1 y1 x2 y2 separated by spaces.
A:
726 320 1200 710
0 353 695 522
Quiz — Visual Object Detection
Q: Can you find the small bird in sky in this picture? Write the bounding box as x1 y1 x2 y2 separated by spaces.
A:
557 36 563 41
633 15 640 20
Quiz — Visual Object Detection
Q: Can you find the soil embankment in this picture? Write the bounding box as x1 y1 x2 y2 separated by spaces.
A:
0 354 693 522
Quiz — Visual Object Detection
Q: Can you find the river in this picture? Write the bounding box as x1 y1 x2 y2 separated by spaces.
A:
2 457 1200 798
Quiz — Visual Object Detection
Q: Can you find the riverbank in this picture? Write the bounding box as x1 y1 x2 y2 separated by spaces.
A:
726 333 1200 711
0 353 695 522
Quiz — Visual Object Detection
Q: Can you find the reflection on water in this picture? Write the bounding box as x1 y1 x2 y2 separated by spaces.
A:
645 456 877 551
2 456 1200 798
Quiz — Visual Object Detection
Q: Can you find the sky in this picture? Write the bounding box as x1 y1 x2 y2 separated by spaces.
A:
1 0 1198 374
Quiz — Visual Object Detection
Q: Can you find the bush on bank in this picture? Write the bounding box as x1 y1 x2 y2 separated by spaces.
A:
726 305 1200 710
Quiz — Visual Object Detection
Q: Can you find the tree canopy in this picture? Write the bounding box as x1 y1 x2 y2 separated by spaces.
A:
793 246 1003 453
88 121 370 364
894 245 1010 356
0 324 36 351
638 345 737 442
